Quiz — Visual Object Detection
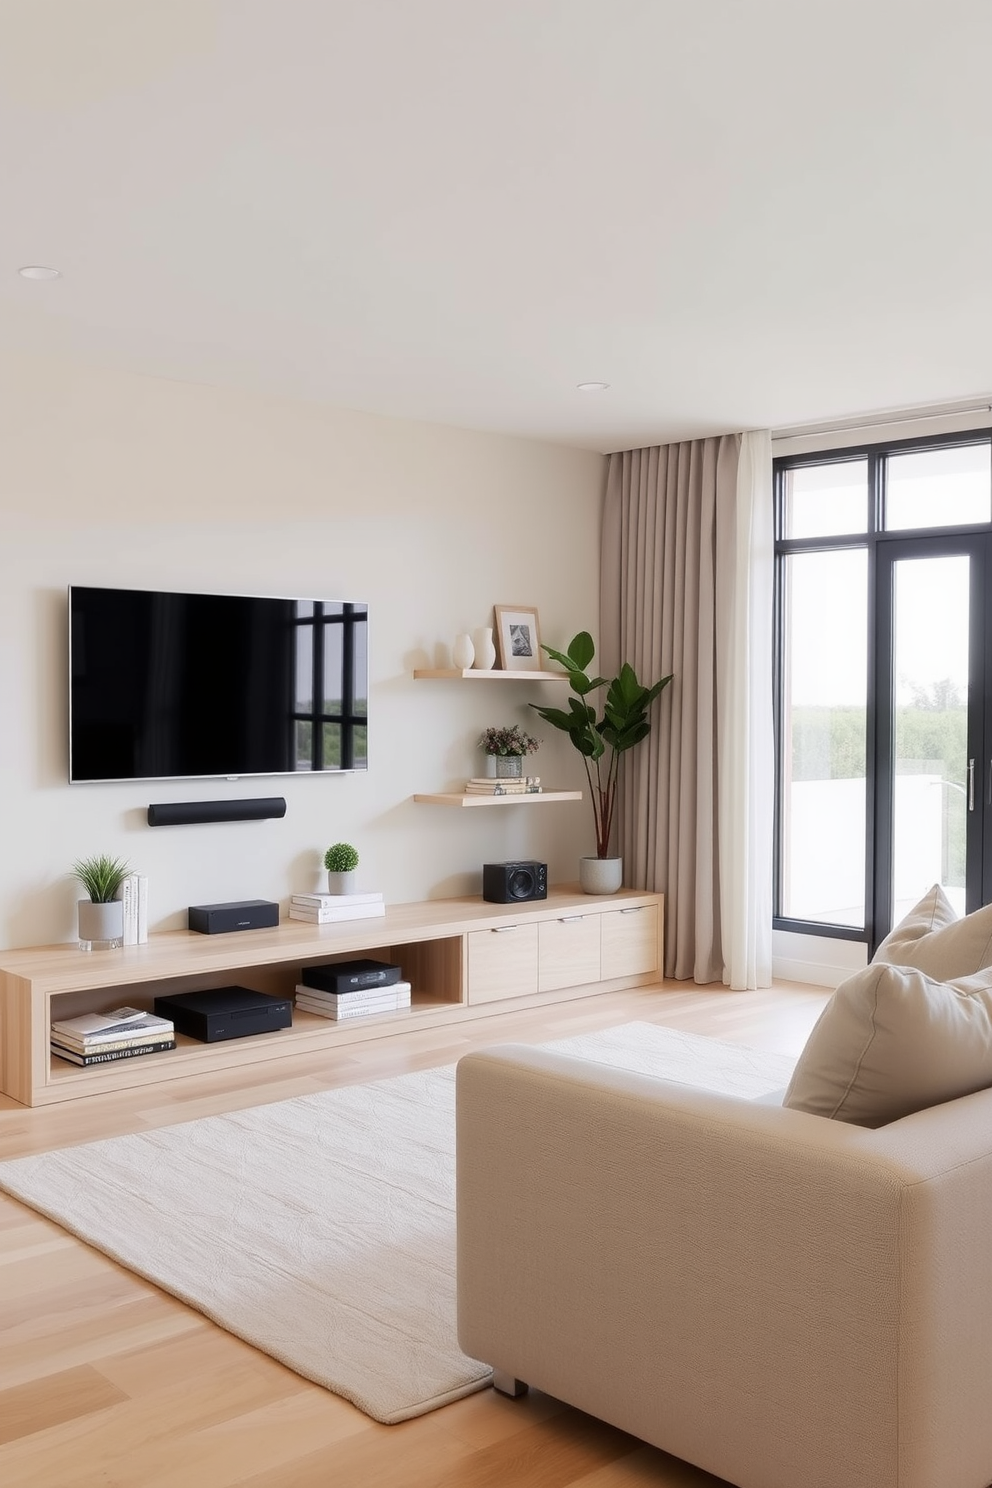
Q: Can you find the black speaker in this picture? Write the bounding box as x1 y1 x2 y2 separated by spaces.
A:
147 797 287 827
482 861 548 903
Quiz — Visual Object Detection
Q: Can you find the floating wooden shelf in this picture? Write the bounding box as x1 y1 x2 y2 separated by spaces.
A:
413 668 569 682
413 790 582 807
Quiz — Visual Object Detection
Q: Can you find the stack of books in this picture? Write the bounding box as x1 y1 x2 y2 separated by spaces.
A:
50 1006 176 1066
289 891 385 924
294 980 412 1020
464 776 543 796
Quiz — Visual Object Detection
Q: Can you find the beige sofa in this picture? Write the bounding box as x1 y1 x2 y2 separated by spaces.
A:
456 1044 992 1488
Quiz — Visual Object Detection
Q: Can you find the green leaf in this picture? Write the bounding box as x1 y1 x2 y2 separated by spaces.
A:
567 631 596 670
529 705 575 732
541 644 584 676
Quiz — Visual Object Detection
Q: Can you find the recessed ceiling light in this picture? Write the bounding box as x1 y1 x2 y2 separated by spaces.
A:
18 265 61 280
577 381 610 392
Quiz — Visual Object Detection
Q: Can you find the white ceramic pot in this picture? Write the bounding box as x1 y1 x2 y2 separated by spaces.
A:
78 898 125 951
472 626 497 670
327 870 358 895
579 857 623 894
453 632 475 669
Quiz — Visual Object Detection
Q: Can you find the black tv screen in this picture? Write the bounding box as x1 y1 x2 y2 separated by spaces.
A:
69 586 368 783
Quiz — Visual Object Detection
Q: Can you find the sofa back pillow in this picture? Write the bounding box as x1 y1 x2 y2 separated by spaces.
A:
873 884 992 979
782 961 992 1127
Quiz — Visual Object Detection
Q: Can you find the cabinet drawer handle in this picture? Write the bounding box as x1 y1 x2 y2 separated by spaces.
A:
558 915 583 923
491 925 521 933
620 907 643 915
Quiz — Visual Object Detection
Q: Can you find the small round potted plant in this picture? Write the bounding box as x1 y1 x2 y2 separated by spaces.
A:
324 842 359 894
479 724 540 779
72 853 131 950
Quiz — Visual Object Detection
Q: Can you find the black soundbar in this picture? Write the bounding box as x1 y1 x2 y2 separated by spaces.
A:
147 797 287 827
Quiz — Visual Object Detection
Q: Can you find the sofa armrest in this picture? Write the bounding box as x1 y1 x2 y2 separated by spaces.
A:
456 1044 992 1488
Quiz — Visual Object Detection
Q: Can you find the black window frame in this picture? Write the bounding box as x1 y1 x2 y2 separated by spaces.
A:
774 426 992 950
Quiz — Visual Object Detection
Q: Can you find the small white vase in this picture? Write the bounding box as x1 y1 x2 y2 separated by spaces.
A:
579 857 623 894
78 899 125 951
472 627 497 670
453 632 475 670
327 870 358 895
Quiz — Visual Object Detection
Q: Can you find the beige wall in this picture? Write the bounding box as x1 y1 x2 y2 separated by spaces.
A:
0 352 604 950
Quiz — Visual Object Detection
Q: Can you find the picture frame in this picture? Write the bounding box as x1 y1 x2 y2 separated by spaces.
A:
494 604 543 671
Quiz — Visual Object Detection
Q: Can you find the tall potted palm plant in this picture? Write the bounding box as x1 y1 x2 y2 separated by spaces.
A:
531 631 672 892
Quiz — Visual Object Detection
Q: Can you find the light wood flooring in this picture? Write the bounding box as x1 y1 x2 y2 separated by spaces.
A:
0 978 829 1488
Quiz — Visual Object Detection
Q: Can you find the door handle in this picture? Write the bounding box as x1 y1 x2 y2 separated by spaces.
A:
969 758 976 812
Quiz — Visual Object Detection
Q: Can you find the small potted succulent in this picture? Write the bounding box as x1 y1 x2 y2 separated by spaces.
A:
479 724 540 779
72 853 131 950
324 841 359 894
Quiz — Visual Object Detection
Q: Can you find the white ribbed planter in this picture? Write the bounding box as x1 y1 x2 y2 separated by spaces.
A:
579 857 623 894
327 871 358 895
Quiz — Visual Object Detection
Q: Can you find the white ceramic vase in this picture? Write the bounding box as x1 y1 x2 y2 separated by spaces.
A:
579 857 623 894
472 627 497 670
78 898 125 951
327 870 358 895
453 632 475 669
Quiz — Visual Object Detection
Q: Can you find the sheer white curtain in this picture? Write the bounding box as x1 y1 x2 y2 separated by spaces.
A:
716 429 774 989
601 430 773 987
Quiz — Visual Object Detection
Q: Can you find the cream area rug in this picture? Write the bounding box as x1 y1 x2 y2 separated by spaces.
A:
0 1023 795 1423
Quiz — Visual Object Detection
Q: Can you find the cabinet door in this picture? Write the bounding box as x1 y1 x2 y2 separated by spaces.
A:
467 924 540 1004
538 914 601 992
600 903 661 980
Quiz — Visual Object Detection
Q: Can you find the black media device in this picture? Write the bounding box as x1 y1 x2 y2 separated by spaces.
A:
188 899 280 934
301 958 403 994
68 585 369 783
482 861 548 903
153 987 292 1043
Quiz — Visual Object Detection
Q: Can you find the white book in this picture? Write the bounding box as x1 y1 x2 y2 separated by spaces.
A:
291 891 384 907
136 874 148 944
295 981 411 1006
51 1006 174 1043
296 994 410 1021
289 902 386 924
119 874 139 946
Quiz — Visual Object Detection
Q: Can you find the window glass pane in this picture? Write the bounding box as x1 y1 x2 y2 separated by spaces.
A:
783 461 867 537
322 721 341 768
295 626 312 712
295 719 313 770
323 621 343 711
892 556 969 919
886 445 991 530
352 722 368 768
780 548 867 927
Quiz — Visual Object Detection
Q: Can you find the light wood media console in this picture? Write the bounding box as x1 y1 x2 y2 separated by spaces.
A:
0 886 664 1107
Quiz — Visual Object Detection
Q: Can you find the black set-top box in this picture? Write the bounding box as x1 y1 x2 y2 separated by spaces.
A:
153 987 292 1043
301 958 403 995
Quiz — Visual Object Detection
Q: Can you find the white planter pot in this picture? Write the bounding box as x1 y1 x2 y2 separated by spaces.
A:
579 856 623 895
78 898 124 951
327 870 358 895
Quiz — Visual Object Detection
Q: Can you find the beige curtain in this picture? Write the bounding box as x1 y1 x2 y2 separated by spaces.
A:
602 435 770 984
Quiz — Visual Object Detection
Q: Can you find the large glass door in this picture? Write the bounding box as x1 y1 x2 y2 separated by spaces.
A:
874 536 987 941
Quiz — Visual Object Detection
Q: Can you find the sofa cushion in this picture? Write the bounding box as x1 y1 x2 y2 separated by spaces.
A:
782 960 992 1126
873 884 992 978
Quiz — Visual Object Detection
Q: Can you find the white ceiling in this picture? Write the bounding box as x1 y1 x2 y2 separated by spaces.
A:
3 0 992 453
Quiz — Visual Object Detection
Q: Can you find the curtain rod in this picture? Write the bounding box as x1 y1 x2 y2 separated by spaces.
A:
771 403 992 442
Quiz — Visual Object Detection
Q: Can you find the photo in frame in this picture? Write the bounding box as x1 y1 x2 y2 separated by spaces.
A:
494 605 543 671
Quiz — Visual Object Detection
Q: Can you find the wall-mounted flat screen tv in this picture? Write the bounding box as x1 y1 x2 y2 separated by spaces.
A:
69 586 368 783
